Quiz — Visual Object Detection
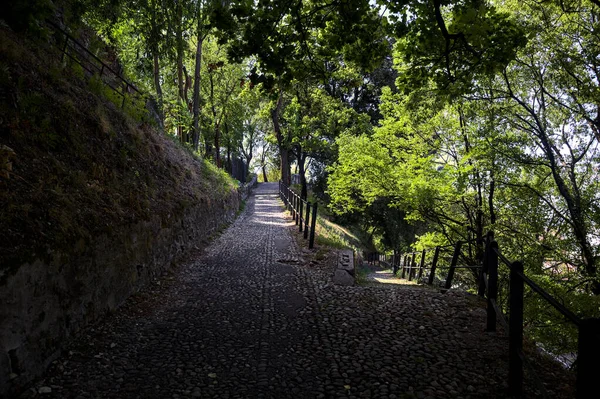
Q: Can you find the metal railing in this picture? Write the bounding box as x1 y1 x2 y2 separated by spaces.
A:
278 181 317 248
47 20 145 109
379 231 598 396
480 231 599 398
370 239 482 290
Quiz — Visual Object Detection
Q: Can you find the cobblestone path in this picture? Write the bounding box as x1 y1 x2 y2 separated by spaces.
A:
28 183 569 399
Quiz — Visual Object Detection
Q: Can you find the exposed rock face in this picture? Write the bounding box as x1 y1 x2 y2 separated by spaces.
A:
0 192 239 396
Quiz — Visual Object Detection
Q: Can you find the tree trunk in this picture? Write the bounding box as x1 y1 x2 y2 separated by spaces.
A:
176 1 185 143
262 166 268 182
539 129 597 290
226 142 232 173
214 126 221 168
192 31 203 151
208 70 221 167
183 66 192 111
152 53 163 108
299 154 307 200
272 89 290 185
204 137 213 159
488 171 496 224
150 1 163 127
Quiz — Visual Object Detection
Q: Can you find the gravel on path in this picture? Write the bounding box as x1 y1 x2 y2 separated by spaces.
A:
22 183 573 399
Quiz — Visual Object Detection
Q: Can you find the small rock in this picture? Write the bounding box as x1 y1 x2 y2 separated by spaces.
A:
39 386 52 394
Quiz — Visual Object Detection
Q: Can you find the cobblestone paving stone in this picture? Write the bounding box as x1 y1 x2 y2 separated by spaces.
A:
25 183 570 399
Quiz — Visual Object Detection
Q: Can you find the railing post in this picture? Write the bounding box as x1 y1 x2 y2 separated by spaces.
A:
486 241 499 332
401 255 407 279
428 246 440 285
299 199 303 232
577 318 600 398
444 241 463 290
409 252 416 281
309 202 317 249
418 249 426 280
509 260 524 397
479 231 494 297
393 250 399 275
294 194 298 222
304 203 310 239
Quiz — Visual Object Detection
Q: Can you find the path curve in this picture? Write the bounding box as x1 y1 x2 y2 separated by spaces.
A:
26 183 564 398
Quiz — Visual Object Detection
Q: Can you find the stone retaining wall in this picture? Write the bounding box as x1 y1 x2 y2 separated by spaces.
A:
0 191 240 396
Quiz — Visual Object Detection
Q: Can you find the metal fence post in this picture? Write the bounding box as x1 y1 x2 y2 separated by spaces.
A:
577 318 600 398
428 246 440 285
309 202 317 249
509 261 524 397
486 241 499 332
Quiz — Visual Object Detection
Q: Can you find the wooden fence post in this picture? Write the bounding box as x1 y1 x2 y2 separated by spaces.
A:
304 203 310 239
309 202 317 249
393 250 399 275
299 199 303 232
295 194 299 225
577 318 600 398
418 249 426 281
486 241 499 332
428 246 440 285
401 255 407 279
444 241 463 289
409 252 416 281
509 261 524 397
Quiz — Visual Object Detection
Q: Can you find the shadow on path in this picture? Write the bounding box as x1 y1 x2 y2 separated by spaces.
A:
28 183 571 399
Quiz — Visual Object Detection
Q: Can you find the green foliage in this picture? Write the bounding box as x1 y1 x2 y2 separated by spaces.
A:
327 0 600 358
